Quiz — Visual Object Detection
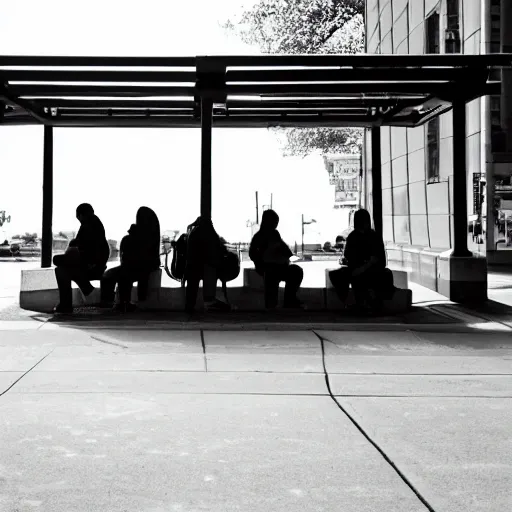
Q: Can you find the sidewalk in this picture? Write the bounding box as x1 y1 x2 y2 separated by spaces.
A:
1 321 511 511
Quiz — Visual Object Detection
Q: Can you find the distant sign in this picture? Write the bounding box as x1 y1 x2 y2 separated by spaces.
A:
473 173 483 215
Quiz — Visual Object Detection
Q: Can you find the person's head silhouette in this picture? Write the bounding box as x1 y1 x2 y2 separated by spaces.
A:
76 203 94 224
353 209 372 233
260 209 279 231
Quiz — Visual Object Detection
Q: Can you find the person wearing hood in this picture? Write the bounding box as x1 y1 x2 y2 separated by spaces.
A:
185 216 232 313
249 209 303 309
329 208 394 312
100 206 161 312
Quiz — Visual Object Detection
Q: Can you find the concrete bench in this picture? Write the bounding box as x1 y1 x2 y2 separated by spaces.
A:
243 267 412 313
243 268 325 310
20 267 162 314
325 267 409 290
324 268 411 313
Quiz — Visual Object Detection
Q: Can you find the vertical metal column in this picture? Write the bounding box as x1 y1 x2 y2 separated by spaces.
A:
452 101 471 257
501 0 512 150
41 125 53 268
200 97 213 219
371 127 383 236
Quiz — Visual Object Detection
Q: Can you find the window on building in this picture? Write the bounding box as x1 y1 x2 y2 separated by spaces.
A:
427 118 440 182
426 10 440 54
426 7 440 181
490 0 505 152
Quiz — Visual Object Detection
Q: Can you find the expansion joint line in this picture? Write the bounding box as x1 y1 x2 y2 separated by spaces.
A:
312 330 437 512
0 349 55 398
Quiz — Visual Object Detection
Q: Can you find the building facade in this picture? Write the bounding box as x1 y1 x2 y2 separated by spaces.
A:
363 0 511 296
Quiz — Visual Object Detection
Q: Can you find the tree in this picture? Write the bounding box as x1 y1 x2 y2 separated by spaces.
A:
223 0 365 157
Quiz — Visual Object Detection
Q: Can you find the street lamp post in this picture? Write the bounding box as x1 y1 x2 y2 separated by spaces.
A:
301 215 317 255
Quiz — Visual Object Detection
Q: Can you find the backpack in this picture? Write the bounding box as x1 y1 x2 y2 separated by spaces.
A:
166 233 188 284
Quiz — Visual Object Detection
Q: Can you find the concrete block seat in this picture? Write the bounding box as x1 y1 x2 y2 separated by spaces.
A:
324 268 412 313
20 267 162 314
243 268 325 311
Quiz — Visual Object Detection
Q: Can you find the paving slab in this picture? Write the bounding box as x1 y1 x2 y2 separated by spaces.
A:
338 397 512 512
15 371 327 395
0 327 98 347
35 351 205 372
329 374 512 396
203 331 323 372
324 353 512 374
318 330 512 352
0 394 428 512
0 371 24 394
83 329 203 353
0 346 53 371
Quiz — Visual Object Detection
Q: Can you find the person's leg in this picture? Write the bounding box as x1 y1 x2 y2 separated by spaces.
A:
379 268 395 300
54 265 73 312
350 274 369 309
136 270 151 302
202 264 217 303
203 264 230 311
328 267 351 303
283 264 304 307
185 266 201 313
100 266 121 305
73 266 94 297
263 265 280 309
117 267 136 304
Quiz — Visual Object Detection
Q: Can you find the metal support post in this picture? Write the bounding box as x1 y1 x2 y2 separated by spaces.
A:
370 127 383 236
41 125 53 268
452 101 471 257
501 0 512 150
200 97 213 219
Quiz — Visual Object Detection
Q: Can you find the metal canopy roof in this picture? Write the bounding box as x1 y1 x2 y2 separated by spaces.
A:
1 54 510 128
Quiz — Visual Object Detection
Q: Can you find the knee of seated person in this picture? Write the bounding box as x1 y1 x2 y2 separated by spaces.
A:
290 264 304 279
54 265 66 276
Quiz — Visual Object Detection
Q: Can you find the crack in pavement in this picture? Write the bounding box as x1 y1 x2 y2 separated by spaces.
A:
89 335 129 349
0 349 56 398
312 329 438 512
200 329 208 372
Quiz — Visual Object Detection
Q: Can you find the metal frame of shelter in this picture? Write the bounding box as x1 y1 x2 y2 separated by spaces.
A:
1 53 511 268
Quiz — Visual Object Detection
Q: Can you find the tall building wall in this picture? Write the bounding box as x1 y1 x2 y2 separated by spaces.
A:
365 0 487 253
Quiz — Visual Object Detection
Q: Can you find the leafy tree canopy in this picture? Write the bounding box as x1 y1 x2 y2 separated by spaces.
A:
223 0 365 157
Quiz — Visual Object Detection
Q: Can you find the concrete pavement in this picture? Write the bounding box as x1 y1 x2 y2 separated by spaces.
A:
1 320 511 512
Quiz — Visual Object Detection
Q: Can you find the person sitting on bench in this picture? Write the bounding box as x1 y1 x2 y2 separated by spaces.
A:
329 208 394 313
249 209 303 310
185 216 233 314
53 203 110 314
100 206 160 312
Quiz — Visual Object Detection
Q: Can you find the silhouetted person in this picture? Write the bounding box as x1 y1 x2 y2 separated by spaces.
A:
100 206 161 312
185 216 231 313
329 209 394 312
53 203 110 314
249 209 303 309
334 235 345 252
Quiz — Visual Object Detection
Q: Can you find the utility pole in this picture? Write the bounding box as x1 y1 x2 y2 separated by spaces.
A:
270 193 273 210
255 191 259 225
301 214 304 255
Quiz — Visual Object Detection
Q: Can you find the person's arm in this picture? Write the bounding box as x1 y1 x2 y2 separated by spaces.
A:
249 234 265 272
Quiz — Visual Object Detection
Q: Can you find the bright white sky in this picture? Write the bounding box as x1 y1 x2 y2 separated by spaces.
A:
0 0 347 245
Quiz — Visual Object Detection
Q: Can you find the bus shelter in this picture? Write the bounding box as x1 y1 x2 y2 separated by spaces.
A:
1 53 511 273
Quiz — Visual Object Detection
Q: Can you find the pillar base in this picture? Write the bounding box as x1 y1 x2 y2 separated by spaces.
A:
437 251 488 303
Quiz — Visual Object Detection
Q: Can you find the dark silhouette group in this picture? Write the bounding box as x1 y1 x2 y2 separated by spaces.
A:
53 204 394 315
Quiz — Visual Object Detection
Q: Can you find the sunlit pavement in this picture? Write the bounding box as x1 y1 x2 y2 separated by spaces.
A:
1 261 512 511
